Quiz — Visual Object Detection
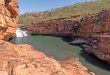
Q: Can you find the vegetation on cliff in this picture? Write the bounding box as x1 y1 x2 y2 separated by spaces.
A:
19 0 110 25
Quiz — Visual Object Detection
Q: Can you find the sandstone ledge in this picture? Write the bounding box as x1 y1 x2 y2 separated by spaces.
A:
0 40 95 75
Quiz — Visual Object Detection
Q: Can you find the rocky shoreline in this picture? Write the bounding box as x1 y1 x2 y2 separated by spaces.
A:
22 10 110 63
2 0 110 75
0 40 95 75
0 0 95 75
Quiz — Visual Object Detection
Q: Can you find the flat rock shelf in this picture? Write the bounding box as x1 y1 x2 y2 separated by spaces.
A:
10 35 110 75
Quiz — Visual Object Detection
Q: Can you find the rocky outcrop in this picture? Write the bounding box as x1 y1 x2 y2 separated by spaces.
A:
0 0 19 40
78 10 110 63
0 40 95 75
23 10 110 63
0 0 96 75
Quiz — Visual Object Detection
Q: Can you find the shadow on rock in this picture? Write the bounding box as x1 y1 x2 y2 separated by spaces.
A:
79 50 110 71
62 36 110 71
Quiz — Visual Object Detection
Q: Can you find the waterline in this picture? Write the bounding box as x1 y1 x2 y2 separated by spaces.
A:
10 35 110 75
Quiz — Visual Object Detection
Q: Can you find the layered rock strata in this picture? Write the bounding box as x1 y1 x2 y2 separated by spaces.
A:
0 0 96 75
23 10 110 63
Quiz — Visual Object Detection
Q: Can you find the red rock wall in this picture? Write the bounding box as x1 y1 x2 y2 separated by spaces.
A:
24 10 110 63
0 1 96 75
0 0 19 40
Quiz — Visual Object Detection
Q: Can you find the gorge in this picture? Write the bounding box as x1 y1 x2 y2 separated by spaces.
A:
21 10 110 63
0 0 110 75
16 9 110 75
0 0 96 75
10 35 110 75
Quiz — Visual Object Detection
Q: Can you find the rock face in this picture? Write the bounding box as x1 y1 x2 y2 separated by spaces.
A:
0 0 96 75
24 10 110 63
0 0 19 40
0 40 95 75
78 10 110 63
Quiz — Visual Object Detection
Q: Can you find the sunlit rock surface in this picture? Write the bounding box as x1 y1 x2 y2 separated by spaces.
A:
0 0 19 40
0 40 95 75
0 0 96 75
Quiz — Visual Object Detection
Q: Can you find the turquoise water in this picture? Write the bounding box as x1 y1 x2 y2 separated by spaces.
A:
10 35 110 75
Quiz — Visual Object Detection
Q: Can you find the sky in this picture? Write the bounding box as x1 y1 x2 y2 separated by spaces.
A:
19 0 95 14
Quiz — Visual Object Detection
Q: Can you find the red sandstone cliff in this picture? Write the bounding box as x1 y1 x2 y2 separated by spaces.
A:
0 0 19 40
23 10 110 63
0 0 95 75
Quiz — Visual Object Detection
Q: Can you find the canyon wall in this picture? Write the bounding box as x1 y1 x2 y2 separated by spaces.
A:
0 1 95 75
24 10 110 63
0 0 19 40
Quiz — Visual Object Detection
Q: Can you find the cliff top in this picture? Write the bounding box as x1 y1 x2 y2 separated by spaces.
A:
19 0 110 25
